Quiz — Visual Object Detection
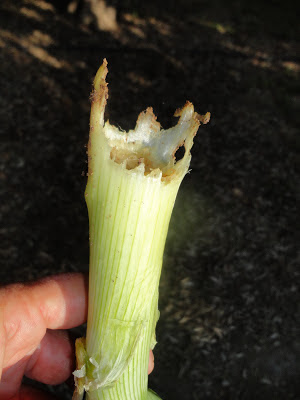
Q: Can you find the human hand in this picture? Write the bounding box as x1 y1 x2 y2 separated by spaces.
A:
0 273 154 400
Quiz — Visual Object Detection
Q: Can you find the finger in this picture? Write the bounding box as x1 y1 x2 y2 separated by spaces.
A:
0 358 27 399
148 350 154 375
1 273 88 370
0 328 75 398
31 273 89 330
0 306 5 380
25 329 74 385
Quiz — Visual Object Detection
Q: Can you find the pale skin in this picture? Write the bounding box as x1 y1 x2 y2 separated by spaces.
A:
0 273 154 400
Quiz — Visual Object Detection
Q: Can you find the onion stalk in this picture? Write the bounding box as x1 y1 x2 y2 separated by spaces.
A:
73 59 210 400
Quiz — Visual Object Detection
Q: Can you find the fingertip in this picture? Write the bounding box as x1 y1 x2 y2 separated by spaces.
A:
33 273 89 330
148 350 154 375
25 330 75 385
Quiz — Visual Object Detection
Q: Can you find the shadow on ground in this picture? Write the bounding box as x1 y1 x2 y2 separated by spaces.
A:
0 0 299 399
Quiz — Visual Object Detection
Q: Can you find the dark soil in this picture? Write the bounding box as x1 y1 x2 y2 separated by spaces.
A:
0 1 299 399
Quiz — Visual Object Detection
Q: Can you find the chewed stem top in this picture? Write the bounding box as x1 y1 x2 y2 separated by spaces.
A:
90 59 210 182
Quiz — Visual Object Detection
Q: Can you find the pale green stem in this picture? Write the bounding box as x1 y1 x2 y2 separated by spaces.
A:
73 59 210 400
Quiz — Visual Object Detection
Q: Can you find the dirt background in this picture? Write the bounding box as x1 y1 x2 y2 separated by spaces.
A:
0 0 299 399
